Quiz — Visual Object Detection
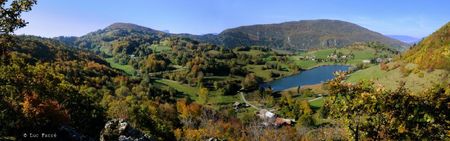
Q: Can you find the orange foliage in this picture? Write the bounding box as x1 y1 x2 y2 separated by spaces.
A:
22 91 70 123
176 99 201 119
380 62 389 71
22 91 42 118
86 61 105 71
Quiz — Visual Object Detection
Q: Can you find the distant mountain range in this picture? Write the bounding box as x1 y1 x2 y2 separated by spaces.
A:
57 20 409 51
386 35 421 44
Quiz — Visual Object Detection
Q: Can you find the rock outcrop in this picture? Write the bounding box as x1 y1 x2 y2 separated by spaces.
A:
100 119 152 141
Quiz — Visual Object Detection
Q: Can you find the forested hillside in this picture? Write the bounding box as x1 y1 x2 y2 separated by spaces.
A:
0 36 185 140
73 23 167 55
62 20 408 52
207 20 408 50
402 22 450 70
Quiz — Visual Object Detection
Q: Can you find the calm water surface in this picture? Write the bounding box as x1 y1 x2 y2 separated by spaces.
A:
261 65 350 91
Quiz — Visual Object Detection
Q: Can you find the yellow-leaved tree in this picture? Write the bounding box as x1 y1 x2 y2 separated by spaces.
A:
198 87 209 104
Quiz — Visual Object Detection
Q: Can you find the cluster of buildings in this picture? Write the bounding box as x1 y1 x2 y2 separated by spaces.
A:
362 57 393 64
327 54 348 60
256 109 296 127
298 53 393 64
298 55 317 61
233 101 295 127
299 53 352 62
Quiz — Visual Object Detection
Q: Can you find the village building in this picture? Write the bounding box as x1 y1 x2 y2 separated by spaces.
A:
362 59 371 64
256 109 295 127
375 58 384 63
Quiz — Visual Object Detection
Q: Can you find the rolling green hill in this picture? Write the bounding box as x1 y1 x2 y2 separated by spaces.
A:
347 63 450 92
72 22 168 55
347 22 450 91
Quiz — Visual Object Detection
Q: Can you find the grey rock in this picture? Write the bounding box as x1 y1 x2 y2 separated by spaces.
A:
100 119 152 141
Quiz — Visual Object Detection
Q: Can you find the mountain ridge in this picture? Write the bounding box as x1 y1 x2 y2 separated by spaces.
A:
214 19 408 50
58 19 409 51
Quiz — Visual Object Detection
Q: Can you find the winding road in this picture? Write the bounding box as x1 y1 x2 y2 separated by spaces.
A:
308 96 323 102
239 92 260 110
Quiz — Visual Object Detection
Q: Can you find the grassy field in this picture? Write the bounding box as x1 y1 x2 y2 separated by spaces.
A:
155 79 199 98
234 49 266 56
155 79 242 107
282 83 328 95
244 64 295 81
310 48 335 58
347 63 450 92
242 50 265 56
150 44 172 52
208 93 242 107
346 65 387 82
105 58 136 75
289 45 391 69
280 83 329 108
309 97 324 109
244 65 272 80
292 60 326 69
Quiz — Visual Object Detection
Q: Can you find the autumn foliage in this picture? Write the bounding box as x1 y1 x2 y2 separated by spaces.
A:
402 22 450 70
22 91 70 123
325 72 450 140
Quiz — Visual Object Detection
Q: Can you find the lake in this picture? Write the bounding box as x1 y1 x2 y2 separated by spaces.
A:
261 65 350 91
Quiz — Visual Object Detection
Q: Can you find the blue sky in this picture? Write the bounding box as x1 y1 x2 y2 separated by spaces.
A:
15 0 450 38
